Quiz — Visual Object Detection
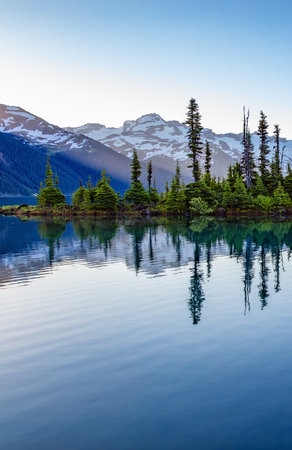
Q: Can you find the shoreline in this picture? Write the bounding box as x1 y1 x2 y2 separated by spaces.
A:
1 205 292 219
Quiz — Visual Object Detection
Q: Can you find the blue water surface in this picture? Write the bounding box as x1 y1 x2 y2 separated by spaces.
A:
0 216 292 449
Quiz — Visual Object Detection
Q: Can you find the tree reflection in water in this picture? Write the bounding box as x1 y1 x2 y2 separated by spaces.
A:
24 217 292 324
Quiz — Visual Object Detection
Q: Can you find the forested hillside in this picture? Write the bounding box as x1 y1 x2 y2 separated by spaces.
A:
0 133 129 195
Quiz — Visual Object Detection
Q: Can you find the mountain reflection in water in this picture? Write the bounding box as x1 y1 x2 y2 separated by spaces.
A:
0 216 291 325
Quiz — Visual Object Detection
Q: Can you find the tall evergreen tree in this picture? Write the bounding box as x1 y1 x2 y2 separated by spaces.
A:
147 160 153 192
185 98 203 182
124 149 149 205
131 148 141 183
257 111 270 182
204 140 211 184
241 108 255 189
273 124 282 181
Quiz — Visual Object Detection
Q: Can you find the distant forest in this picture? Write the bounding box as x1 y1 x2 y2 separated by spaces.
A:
0 132 128 195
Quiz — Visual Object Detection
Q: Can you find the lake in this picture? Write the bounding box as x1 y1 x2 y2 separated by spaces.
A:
1 215 292 449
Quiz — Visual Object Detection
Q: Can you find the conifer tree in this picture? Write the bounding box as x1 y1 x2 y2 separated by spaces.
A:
87 176 92 189
94 169 118 211
273 182 291 209
124 149 149 205
147 160 153 192
185 98 203 182
284 164 292 198
81 188 93 209
131 149 141 183
45 155 54 187
273 124 282 181
253 173 268 196
37 155 66 207
257 111 270 182
241 108 255 189
166 162 186 212
165 181 169 194
233 175 250 209
72 184 86 207
222 180 233 208
204 140 211 184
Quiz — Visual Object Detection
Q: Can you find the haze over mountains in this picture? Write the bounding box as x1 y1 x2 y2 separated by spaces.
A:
0 103 292 195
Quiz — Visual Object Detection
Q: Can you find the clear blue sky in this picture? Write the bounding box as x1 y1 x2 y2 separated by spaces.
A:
1 0 292 136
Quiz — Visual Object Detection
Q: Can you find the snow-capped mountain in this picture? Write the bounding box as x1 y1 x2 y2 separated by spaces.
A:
1 103 292 196
66 113 292 177
0 104 107 152
0 104 174 194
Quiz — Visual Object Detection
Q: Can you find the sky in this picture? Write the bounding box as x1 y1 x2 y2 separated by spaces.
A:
1 0 292 136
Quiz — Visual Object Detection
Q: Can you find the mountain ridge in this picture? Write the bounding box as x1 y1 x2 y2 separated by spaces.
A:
66 113 292 178
0 105 177 195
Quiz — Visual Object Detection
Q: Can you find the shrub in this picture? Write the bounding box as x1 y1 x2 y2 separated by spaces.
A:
190 197 213 215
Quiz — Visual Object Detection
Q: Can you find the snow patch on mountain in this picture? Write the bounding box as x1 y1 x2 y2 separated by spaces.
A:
66 113 292 177
0 104 89 152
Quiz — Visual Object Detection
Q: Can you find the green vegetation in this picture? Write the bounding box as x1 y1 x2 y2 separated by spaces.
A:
1 99 292 218
37 156 66 207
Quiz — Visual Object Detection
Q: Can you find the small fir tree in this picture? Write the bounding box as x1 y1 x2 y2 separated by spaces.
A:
81 188 93 209
124 149 149 205
94 169 118 211
72 184 86 207
37 155 66 207
166 162 186 213
273 182 291 210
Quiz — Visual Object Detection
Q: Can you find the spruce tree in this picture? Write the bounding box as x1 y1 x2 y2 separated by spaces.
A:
233 175 250 209
45 155 54 188
147 160 153 192
131 149 141 183
284 164 292 198
81 188 93 209
273 124 282 181
204 140 211 184
165 181 169 194
257 111 270 182
166 166 186 213
94 169 118 211
222 180 234 209
37 155 66 207
185 98 203 182
253 173 268 197
273 182 291 209
72 184 86 207
124 149 149 205
241 108 255 189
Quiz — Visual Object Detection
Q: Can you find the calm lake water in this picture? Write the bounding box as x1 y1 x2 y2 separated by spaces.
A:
1 216 292 449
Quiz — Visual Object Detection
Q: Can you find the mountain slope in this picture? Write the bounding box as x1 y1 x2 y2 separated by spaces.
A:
66 113 292 177
0 105 174 194
0 132 131 195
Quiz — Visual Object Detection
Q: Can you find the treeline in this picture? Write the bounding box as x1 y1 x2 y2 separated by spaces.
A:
37 99 292 215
